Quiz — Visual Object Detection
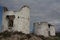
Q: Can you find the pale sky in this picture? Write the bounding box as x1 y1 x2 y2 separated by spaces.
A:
0 0 60 32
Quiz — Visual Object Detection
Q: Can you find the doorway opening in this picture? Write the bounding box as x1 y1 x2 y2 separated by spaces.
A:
6 15 15 31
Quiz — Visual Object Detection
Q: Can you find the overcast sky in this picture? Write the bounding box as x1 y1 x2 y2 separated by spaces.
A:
0 0 60 32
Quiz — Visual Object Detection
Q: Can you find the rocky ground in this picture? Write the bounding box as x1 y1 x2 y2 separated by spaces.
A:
0 31 60 40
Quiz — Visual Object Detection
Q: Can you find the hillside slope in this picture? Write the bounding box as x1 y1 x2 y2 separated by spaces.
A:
0 31 60 40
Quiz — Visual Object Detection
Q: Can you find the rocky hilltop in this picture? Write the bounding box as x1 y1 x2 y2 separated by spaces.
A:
0 31 59 40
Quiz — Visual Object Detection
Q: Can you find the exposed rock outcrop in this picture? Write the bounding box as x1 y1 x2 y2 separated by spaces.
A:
0 31 59 40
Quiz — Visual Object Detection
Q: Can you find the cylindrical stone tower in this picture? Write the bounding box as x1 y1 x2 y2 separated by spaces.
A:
2 5 30 34
13 5 30 34
34 22 49 37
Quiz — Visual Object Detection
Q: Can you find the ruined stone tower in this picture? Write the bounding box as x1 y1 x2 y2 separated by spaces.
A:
33 22 56 37
2 5 30 34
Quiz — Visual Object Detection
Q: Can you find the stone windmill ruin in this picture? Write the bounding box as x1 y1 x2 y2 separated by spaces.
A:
2 5 30 34
2 5 56 37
